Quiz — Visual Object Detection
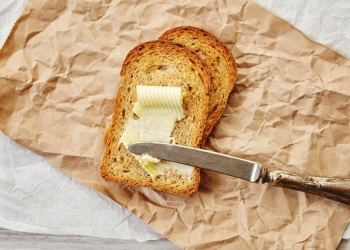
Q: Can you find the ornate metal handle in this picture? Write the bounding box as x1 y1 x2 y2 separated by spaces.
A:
260 168 350 205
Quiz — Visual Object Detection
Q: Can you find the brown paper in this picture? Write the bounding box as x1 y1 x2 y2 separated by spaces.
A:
1 0 350 249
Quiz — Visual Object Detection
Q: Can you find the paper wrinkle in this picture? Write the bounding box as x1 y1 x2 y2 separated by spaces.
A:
0 132 162 241
1 0 350 249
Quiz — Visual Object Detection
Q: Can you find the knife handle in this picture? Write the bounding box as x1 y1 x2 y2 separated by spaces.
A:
260 168 350 205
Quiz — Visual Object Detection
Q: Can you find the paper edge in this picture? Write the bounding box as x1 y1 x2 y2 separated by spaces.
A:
0 0 28 51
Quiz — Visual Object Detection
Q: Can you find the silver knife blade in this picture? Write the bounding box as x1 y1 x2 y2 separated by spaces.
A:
128 142 262 182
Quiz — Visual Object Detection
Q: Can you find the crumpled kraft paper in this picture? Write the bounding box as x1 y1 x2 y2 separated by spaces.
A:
0 0 349 249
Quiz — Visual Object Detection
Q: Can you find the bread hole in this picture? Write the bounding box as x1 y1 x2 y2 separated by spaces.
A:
145 65 157 74
195 49 205 59
197 73 204 85
145 65 172 75
211 83 216 92
216 56 223 73
211 104 218 114
127 87 131 92
157 65 170 71
120 156 124 162
187 85 192 91
122 169 130 173
122 108 125 118
132 113 139 119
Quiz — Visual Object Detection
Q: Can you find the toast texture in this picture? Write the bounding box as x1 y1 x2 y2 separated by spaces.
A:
100 40 211 196
159 26 237 145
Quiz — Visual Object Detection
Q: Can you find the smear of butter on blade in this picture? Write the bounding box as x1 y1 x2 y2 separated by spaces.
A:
119 85 193 181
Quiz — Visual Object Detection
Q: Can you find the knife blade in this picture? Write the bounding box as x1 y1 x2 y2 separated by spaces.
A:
128 141 262 182
128 142 350 205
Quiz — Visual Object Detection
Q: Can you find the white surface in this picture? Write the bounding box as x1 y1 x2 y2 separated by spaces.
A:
0 227 180 250
344 223 350 239
0 0 350 243
255 0 350 59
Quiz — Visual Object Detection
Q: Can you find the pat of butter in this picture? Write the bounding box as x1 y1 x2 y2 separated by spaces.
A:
134 85 185 120
134 154 161 180
120 85 193 181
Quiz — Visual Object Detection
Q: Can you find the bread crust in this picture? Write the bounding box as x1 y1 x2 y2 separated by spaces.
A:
100 40 211 196
159 26 237 145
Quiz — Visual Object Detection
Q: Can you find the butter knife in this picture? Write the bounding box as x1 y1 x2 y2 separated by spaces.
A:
128 142 350 205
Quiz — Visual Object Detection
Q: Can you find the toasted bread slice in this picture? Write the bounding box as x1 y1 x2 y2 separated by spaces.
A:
159 26 237 145
100 40 211 196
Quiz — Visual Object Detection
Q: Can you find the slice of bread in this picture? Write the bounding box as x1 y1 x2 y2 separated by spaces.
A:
159 26 237 145
100 40 211 196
